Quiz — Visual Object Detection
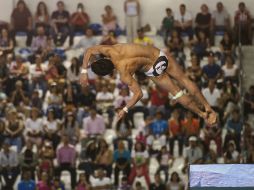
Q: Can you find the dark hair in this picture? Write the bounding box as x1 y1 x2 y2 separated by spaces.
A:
57 1 64 6
36 1 49 17
170 172 180 182
91 58 114 76
134 142 146 152
71 57 81 76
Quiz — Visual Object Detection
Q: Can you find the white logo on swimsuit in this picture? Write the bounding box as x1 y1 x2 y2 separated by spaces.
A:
153 57 168 76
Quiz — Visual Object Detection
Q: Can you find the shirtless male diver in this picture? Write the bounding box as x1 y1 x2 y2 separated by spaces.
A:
80 44 217 125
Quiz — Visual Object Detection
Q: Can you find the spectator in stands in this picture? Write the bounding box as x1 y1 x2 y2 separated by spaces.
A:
90 168 112 190
202 80 221 111
186 54 202 86
195 4 212 39
67 57 81 86
43 108 61 149
156 146 174 183
149 173 166 190
18 170 36 190
204 149 218 164
19 140 38 180
11 81 28 108
45 57 59 82
202 52 223 82
181 111 200 143
167 172 185 190
134 181 146 190
34 1 50 33
118 176 132 190
113 140 131 186
76 172 90 190
124 0 140 43
182 136 203 173
224 109 243 152
174 4 193 40
212 2 230 32
52 176 65 190
128 142 150 186
55 135 77 189
24 107 43 147
0 119 6 147
167 30 184 62
10 0 33 46
168 109 184 157
37 171 51 190
133 28 153 46
4 108 24 152
190 30 210 59
102 5 118 35
234 2 252 45
77 86 96 108
63 82 78 107
31 26 47 54
72 28 98 51
100 30 118 45
30 90 43 110
62 111 80 145
51 1 70 46
224 141 240 163
220 32 235 62
83 107 106 137
70 3 90 34
0 28 14 55
0 141 20 190
244 85 254 116
0 55 9 92
161 8 174 46
149 85 168 116
146 111 168 153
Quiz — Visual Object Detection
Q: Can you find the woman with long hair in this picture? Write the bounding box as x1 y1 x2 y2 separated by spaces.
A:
34 1 50 33
0 28 14 55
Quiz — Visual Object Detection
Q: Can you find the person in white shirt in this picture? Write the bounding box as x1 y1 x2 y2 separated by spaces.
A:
124 0 140 42
174 4 193 39
202 80 221 109
90 168 112 190
222 56 238 81
212 2 230 32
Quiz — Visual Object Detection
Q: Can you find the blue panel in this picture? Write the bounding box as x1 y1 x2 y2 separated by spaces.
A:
190 164 254 187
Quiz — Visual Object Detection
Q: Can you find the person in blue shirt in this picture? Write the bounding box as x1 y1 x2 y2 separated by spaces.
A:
147 111 168 154
202 51 222 81
113 141 131 186
18 170 36 190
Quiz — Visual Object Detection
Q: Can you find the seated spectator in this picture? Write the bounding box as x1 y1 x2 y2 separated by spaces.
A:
150 173 167 190
37 141 54 179
51 176 65 190
212 2 230 32
128 142 150 186
167 30 185 62
0 55 9 92
202 80 221 111
10 0 33 46
30 90 43 110
102 5 118 35
149 85 168 116
67 57 81 86
220 32 235 62
76 173 90 190
70 3 90 34
113 140 131 186
63 82 78 108
167 172 185 190
234 2 252 45
195 4 212 39
55 135 77 189
224 109 243 152
202 52 223 82
18 170 36 190
45 57 59 82
182 136 203 173
117 176 132 190
222 56 238 83
43 109 61 149
61 111 80 145
53 54 67 80
181 111 200 142
134 181 146 190
186 54 202 86
134 28 153 46
82 107 106 137
224 141 240 163
204 149 218 164
37 172 51 190
174 4 193 40
0 28 14 55
19 140 38 180
244 85 254 116
100 30 118 45
0 141 20 190
77 85 96 108
72 28 98 51
156 146 174 183
90 168 112 190
146 111 168 153
168 109 184 157
95 139 113 178
161 8 174 45
4 108 24 152
31 26 47 54
0 119 6 147
190 30 210 59
50 1 70 46
34 1 50 33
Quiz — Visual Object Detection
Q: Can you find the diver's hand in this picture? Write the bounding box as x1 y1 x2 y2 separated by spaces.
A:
80 73 88 87
117 109 126 121
204 110 217 126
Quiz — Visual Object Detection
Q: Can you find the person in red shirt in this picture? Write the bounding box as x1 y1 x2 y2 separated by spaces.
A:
150 85 169 115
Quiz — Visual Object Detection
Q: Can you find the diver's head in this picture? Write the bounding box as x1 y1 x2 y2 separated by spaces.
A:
91 58 114 76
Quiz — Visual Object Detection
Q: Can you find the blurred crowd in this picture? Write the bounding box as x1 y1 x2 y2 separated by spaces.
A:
0 0 254 190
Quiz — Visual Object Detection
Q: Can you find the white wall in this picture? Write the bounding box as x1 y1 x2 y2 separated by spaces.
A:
1 0 254 29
